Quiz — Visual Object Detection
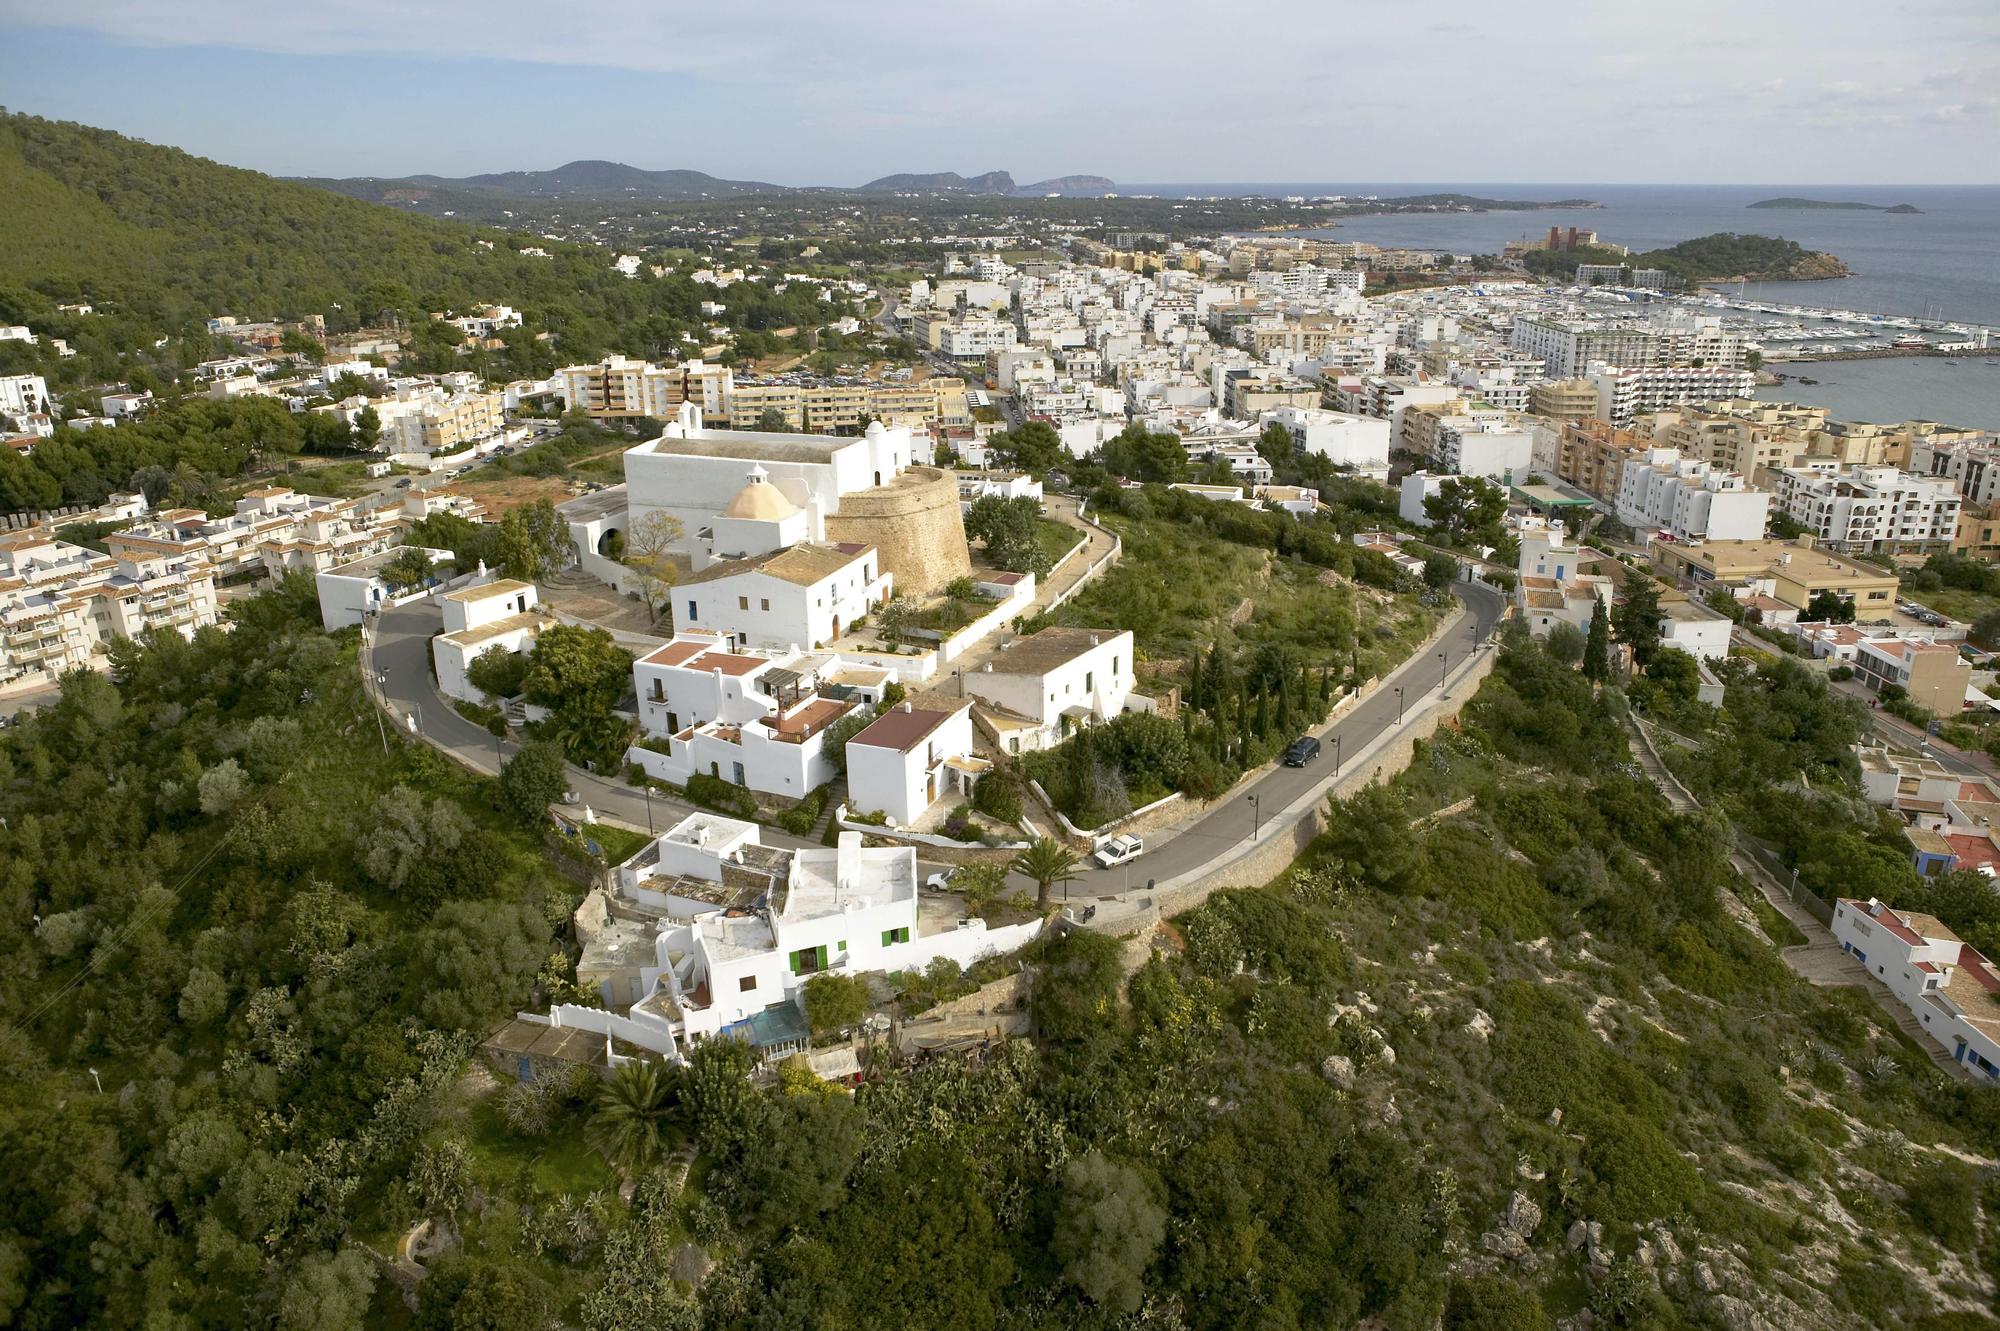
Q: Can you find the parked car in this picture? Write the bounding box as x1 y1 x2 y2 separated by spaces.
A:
1092 834 1144 868
1283 736 1321 767
924 866 958 892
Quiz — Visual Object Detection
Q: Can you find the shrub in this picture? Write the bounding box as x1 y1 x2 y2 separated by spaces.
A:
776 784 833 836
500 741 567 821
973 765 1025 822
941 803 980 842
686 772 757 819
802 973 871 1037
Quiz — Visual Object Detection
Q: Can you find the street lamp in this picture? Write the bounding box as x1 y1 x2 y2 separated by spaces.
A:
1332 732 1342 776
1438 649 1448 692
643 784 655 835
1248 792 1261 841
1394 686 1405 724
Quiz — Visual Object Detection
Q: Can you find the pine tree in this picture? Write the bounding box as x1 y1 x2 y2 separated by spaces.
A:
1583 597 1611 682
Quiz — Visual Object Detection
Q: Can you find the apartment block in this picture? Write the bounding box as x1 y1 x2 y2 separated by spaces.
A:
1772 464 1962 555
1614 448 1770 542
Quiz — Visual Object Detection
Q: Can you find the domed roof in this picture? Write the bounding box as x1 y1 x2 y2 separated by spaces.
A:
721 465 798 522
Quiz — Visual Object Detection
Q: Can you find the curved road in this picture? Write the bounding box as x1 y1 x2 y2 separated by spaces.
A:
370 579 1504 894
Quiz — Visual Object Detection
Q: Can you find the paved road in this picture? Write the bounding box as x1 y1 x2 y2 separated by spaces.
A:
370 598 816 851
1048 578 1506 900
372 579 1503 897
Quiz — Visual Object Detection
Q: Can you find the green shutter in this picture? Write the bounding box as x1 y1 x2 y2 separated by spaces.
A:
817 944 829 970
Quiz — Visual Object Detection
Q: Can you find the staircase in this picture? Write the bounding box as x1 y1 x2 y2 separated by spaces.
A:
1627 719 1699 814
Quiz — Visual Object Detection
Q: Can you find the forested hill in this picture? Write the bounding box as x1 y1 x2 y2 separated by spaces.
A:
0 113 660 340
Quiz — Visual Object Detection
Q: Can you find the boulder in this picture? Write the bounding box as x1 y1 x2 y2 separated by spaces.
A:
1693 1261 1719 1294
1378 1044 1397 1066
1566 1219 1590 1251
1650 1226 1683 1266
1546 1107 1564 1127
1480 1229 1532 1262
1321 1055 1355 1090
670 1243 714 1289
1505 1190 1543 1239
1464 1008 1495 1040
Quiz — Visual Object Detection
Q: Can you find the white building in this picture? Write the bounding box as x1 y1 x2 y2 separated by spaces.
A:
1434 417 1535 483
845 700 983 825
433 579 546 703
1832 898 2000 1082
962 626 1135 754
625 408 917 570
628 631 873 800
0 374 49 421
1614 448 1770 543
1587 364 1757 426
1258 405 1391 473
0 530 222 687
675 541 890 651
313 546 449 631
1772 464 1962 554
1514 523 1613 639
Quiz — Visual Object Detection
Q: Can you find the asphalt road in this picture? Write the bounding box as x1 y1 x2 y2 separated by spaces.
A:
1049 578 1507 898
372 579 1505 898
370 598 818 850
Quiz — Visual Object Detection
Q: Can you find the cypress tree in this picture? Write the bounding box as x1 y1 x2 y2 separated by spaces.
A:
1583 597 1611 682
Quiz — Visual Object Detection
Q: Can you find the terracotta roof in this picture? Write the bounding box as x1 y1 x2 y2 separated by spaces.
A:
850 702 966 754
687 650 770 677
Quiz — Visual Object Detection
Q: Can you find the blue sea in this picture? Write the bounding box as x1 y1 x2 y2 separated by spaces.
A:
1136 182 2000 330
1131 182 2000 429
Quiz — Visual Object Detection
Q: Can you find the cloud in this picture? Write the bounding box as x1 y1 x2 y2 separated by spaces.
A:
1 0 1995 182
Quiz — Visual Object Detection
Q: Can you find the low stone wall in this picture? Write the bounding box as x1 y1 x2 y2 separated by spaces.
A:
917 970 1029 1022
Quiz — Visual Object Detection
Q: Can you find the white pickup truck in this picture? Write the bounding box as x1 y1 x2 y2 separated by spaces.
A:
1092 833 1144 868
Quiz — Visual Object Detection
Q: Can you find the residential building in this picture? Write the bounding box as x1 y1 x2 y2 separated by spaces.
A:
557 355 735 421
1614 449 1770 542
0 374 49 422
676 541 890 651
383 390 505 454
1650 538 1900 616
433 580 547 703
313 546 450 631
1831 898 2000 1081
1541 418 1654 500
1529 377 1604 423
629 632 869 800
1 530 221 686
1509 315 1745 378
1513 523 1612 640
1587 364 1757 426
1256 403 1400 471
845 700 985 825
1771 464 1962 555
1852 635 1971 719
961 626 1135 753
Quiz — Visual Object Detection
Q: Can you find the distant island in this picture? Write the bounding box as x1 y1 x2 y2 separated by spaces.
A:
1523 232 1851 282
1021 174 1118 195
1748 197 1923 214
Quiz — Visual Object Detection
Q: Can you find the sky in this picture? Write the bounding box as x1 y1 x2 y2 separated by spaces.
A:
0 0 1996 185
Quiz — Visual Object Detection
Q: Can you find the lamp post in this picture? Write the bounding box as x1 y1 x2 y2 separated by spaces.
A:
1332 732 1341 776
1248 792 1261 841
643 783 655 835
1394 686 1405 724
1438 649 1448 692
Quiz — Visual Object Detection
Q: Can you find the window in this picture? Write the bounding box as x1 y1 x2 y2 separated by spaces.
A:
760 598 770 611
687 599 697 620
881 927 910 946
738 596 749 610
790 945 829 975
739 976 757 993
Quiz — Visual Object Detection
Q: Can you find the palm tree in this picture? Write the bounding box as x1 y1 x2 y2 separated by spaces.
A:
587 1060 685 1173
1012 836 1081 913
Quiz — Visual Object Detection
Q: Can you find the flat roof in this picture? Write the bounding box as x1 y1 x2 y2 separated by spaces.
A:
441 610 544 649
986 625 1126 677
638 428 853 465
445 577 533 604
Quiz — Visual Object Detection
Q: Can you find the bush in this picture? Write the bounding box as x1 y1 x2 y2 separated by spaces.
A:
686 771 757 819
776 783 832 836
941 803 980 842
973 765 1025 822
499 741 567 821
801 973 871 1037
1828 664 1853 682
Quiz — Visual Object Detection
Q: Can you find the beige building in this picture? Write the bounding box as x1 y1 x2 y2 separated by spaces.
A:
1543 419 1653 500
1651 538 1900 615
727 379 970 435
0 530 220 687
1853 636 1971 719
387 391 503 454
558 356 733 422
1528 378 1599 422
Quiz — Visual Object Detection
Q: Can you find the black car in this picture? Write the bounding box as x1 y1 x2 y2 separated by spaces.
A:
1282 736 1321 767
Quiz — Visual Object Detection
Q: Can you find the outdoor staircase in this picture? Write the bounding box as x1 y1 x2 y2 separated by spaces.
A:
1627 720 1699 814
